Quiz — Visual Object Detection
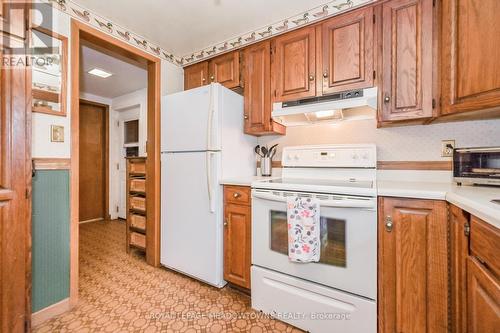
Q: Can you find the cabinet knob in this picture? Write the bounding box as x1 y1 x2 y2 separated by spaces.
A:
224 219 228 227
309 74 315 81
244 114 249 120
210 75 215 81
323 72 328 78
233 192 241 198
384 94 391 103
202 77 206 82
385 216 393 232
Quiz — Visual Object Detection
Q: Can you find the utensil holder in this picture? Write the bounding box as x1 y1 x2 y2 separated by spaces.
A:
260 157 272 176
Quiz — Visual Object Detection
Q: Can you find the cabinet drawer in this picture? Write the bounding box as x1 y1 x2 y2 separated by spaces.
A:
470 216 500 278
130 232 146 249
130 162 146 175
130 178 146 193
130 196 146 212
224 186 251 205
130 214 146 230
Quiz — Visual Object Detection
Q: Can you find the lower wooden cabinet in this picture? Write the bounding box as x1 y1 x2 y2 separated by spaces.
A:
378 197 448 333
223 186 251 289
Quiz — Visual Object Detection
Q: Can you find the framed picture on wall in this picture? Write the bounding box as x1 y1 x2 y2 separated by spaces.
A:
50 125 65 142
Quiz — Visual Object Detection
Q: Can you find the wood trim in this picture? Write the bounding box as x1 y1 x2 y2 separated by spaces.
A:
31 298 70 327
70 19 162 308
31 26 68 117
256 160 282 168
377 161 453 170
33 158 70 170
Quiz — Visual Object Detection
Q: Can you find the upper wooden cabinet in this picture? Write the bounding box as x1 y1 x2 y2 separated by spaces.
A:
184 61 208 90
208 51 240 89
271 26 317 102
243 41 285 136
321 6 374 94
378 197 448 333
379 0 434 123
441 0 500 116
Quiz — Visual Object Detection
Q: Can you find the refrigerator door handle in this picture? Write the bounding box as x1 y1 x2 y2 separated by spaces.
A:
207 85 215 150
206 151 216 213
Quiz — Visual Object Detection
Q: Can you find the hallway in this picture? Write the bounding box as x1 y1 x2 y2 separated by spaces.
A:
34 220 300 332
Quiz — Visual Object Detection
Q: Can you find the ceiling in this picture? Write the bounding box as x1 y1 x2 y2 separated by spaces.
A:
72 0 328 56
80 42 147 98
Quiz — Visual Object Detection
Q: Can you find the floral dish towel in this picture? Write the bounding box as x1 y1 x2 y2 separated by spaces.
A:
287 196 320 263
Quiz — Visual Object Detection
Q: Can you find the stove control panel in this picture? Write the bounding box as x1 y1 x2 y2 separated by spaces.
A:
282 144 377 168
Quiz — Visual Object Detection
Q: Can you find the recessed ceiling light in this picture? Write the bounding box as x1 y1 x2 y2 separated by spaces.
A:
88 68 113 78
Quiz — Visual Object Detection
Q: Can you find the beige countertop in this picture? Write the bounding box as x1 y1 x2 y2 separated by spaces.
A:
220 176 277 187
378 181 500 229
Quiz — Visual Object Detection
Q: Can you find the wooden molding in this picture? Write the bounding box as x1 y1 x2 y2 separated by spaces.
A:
31 298 70 327
256 160 452 171
377 161 452 171
33 158 71 170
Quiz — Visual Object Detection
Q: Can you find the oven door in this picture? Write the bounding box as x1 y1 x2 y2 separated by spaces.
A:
252 188 377 300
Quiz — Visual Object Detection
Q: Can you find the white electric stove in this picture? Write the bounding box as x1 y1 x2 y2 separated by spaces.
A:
251 144 377 333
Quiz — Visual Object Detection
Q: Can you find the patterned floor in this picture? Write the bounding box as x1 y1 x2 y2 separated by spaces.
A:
34 220 302 332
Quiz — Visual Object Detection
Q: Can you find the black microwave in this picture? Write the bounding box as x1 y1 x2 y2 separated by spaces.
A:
453 147 500 186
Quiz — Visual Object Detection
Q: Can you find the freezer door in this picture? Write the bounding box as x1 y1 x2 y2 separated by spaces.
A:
161 84 220 152
160 152 225 287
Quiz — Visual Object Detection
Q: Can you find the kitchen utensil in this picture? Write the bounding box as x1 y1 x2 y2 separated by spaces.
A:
268 144 278 158
261 146 268 157
255 145 264 157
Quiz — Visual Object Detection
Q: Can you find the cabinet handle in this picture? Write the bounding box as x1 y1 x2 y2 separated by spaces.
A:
384 94 391 103
309 74 315 81
224 218 229 227
233 192 241 198
202 77 206 82
323 72 328 78
385 216 393 232
210 75 215 81
244 114 249 120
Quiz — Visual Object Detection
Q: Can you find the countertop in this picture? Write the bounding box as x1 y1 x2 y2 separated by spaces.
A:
219 176 277 187
378 181 500 229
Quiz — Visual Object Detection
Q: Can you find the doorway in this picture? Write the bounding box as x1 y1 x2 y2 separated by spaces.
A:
79 100 109 223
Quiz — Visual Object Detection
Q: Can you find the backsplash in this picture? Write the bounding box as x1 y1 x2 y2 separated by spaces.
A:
257 118 500 161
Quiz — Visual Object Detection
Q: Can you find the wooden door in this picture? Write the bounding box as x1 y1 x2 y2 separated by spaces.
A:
450 205 469 333
321 6 373 94
379 0 434 122
208 51 240 89
467 257 500 333
79 101 107 222
272 26 316 102
0 22 31 333
378 197 448 333
184 61 208 90
441 0 500 115
224 203 251 289
243 41 285 136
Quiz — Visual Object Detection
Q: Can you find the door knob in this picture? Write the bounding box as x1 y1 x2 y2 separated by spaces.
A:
309 74 315 81
385 216 393 232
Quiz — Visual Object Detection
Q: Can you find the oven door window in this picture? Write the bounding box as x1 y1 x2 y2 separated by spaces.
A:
270 210 346 267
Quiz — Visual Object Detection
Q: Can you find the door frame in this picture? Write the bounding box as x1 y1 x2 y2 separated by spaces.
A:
78 99 110 222
70 19 161 307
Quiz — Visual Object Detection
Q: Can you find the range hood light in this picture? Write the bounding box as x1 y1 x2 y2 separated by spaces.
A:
315 110 336 118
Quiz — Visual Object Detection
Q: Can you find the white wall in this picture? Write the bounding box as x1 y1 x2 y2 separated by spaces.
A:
257 118 500 161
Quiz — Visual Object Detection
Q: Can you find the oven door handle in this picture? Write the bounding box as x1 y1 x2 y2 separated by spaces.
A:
252 191 375 208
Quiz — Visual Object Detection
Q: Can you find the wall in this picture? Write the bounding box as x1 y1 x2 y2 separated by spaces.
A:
257 118 500 161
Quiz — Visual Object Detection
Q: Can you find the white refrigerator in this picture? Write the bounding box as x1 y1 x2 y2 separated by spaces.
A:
161 83 256 288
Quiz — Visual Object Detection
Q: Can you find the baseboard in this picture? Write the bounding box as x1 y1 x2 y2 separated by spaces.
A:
32 298 71 327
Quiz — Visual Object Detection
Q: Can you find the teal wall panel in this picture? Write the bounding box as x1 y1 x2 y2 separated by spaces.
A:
32 170 70 313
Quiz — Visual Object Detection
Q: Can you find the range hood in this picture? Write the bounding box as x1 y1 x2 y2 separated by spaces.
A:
272 87 377 126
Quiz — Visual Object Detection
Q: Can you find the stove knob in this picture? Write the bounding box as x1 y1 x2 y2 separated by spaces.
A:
362 153 369 160
352 154 359 160
286 154 292 160
294 154 300 160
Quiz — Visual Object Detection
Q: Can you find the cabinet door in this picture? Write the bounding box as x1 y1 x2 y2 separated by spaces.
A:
441 0 500 115
224 203 251 289
183 61 208 90
321 6 373 94
450 205 469 333
379 0 434 122
243 41 285 136
467 257 500 333
208 51 240 89
272 26 316 102
378 198 448 333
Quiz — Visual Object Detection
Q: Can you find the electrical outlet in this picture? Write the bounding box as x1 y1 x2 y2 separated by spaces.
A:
441 139 455 157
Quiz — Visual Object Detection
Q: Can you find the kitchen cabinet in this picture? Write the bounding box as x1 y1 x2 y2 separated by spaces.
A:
208 51 240 89
321 6 374 94
184 61 209 90
243 41 285 136
271 26 317 102
378 197 448 333
379 0 435 123
223 186 251 289
441 0 500 117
